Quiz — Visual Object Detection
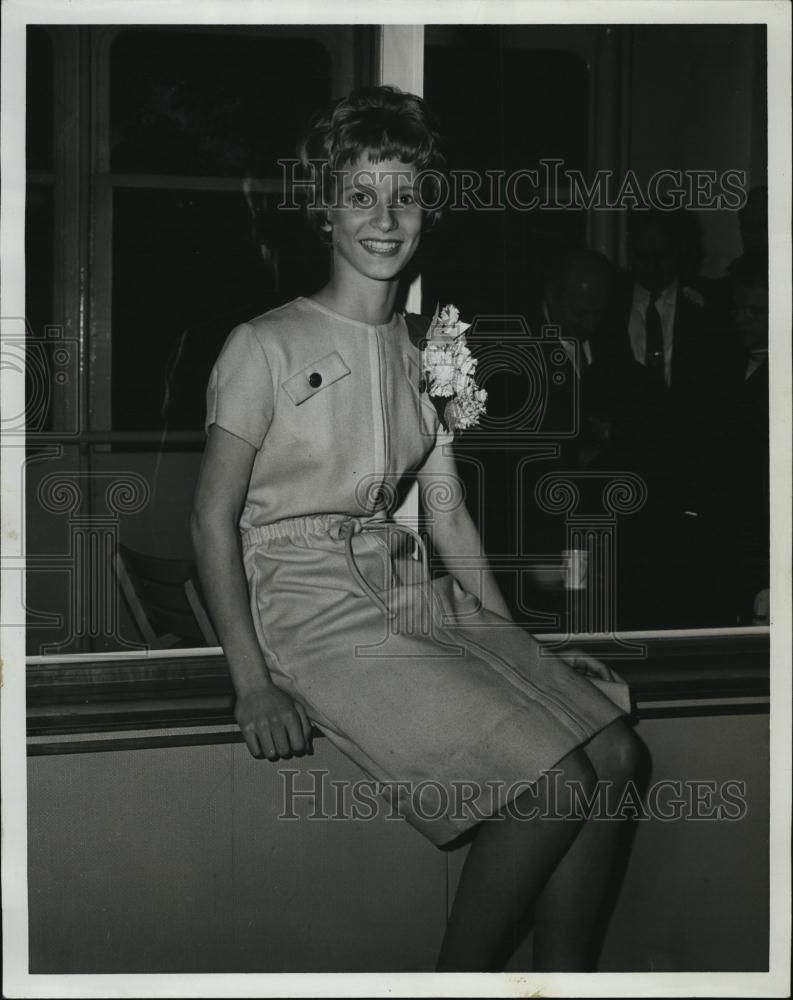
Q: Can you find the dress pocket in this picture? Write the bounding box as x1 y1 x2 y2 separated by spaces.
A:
281 350 351 405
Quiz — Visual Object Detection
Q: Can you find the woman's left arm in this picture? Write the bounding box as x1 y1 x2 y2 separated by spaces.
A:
417 431 624 682
418 430 513 622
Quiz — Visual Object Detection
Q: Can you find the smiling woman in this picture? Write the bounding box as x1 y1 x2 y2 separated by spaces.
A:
294 85 446 320
15 19 781 989
317 156 424 291
190 84 647 974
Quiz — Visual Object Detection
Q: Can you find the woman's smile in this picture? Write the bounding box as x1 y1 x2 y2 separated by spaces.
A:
359 237 404 256
325 155 423 284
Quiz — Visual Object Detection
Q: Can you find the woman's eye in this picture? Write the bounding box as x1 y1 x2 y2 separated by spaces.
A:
350 190 374 207
398 192 416 205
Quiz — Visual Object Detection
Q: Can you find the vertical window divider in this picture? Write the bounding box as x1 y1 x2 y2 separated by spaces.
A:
377 25 424 317
88 26 120 447
49 26 89 444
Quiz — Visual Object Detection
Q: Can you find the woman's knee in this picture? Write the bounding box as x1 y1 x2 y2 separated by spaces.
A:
543 747 599 816
503 748 594 810
501 749 596 824
585 719 647 788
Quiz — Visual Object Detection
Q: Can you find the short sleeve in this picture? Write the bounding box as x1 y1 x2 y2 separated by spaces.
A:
205 323 274 449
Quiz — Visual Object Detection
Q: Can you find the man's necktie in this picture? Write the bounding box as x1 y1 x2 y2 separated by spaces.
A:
644 291 666 388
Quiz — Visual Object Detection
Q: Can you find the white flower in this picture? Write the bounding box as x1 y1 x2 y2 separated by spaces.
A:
431 364 457 397
421 302 486 433
441 304 459 326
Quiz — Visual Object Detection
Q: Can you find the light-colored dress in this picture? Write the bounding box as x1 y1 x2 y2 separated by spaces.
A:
205 295 627 845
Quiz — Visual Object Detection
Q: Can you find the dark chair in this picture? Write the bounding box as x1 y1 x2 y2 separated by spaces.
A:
115 543 219 649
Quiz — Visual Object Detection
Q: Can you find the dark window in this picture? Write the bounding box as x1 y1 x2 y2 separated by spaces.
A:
423 26 589 318
25 184 54 341
108 28 337 431
109 29 332 177
111 187 326 431
26 26 54 173
25 27 56 433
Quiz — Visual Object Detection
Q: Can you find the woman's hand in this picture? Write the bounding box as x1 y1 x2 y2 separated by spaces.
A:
192 426 315 760
235 683 314 760
559 647 624 684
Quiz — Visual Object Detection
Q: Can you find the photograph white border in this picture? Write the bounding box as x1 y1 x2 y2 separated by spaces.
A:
2 1 790 997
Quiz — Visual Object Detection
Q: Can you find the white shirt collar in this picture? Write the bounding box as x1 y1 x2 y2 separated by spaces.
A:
634 278 678 305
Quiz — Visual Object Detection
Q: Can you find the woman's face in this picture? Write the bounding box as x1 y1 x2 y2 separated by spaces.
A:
324 154 423 286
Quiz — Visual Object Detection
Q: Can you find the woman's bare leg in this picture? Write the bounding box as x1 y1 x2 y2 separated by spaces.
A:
532 719 650 971
435 747 598 972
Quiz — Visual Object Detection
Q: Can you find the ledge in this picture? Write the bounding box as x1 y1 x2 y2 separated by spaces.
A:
27 628 770 754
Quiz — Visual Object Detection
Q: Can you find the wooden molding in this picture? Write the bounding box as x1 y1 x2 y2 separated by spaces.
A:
27 629 769 754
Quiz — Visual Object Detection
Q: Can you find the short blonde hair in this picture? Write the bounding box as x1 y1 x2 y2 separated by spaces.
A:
296 85 448 243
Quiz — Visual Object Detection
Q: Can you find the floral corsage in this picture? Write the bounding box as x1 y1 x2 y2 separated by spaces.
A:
420 303 487 432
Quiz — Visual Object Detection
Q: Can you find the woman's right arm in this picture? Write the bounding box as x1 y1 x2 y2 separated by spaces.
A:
190 424 313 759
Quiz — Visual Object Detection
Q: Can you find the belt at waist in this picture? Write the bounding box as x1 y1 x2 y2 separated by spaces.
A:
241 513 429 620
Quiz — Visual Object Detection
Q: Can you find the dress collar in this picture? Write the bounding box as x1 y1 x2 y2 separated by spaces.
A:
298 295 402 333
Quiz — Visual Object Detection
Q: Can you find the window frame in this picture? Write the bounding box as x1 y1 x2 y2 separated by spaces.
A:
20 22 771 669
26 626 771 755
89 23 373 435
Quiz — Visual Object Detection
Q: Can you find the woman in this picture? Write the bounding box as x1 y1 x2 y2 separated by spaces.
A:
191 85 647 972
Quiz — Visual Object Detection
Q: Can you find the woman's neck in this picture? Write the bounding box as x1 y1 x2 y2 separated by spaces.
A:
311 276 399 327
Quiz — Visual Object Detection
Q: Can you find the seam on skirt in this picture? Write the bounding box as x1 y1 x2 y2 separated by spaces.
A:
425 578 589 737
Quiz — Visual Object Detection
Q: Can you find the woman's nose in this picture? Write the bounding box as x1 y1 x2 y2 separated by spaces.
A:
372 201 398 231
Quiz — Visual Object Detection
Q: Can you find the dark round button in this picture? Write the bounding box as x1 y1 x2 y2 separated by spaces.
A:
308 371 322 388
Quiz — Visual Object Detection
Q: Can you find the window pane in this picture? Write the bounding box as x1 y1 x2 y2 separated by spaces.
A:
26 184 54 338
110 29 332 177
111 187 328 431
25 184 55 434
423 26 589 318
423 27 591 630
27 26 54 172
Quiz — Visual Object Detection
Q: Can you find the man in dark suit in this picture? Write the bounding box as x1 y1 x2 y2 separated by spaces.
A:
530 247 654 472
608 210 743 626
707 185 768 315
519 248 659 627
610 208 724 393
